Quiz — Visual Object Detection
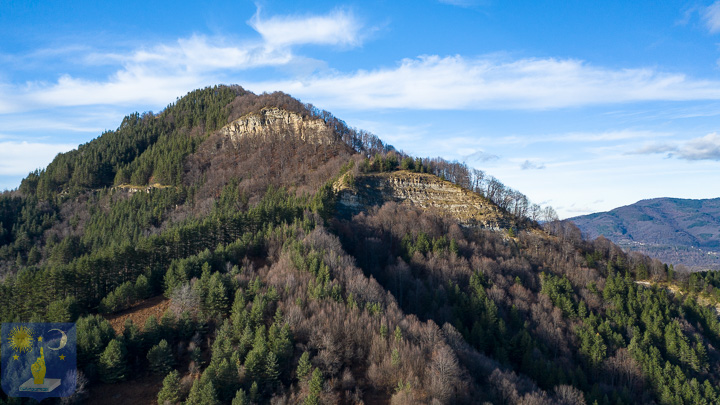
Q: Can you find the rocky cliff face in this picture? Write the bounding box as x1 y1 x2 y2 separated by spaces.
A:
219 107 331 146
335 171 515 230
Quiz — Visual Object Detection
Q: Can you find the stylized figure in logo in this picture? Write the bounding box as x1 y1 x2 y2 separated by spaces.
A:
31 348 45 385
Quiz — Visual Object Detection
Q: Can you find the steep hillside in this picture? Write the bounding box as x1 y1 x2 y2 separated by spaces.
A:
1 86 720 405
570 198 720 270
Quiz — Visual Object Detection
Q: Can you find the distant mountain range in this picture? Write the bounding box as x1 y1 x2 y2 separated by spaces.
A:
570 197 720 270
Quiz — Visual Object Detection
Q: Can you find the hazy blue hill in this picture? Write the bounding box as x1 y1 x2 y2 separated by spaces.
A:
570 197 720 269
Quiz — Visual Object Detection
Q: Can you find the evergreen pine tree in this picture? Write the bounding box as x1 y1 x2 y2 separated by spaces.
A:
134 274 150 299
207 272 229 318
231 389 248 405
46 296 78 322
264 351 280 386
274 324 292 362
147 339 175 375
231 292 247 335
164 264 187 298
238 324 254 357
297 351 312 380
214 358 238 402
77 314 116 367
98 339 127 383
157 370 181 405
249 381 259 403
186 378 220 405
305 368 323 405
244 347 264 380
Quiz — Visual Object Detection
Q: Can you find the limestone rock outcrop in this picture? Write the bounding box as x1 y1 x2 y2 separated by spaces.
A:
219 107 331 146
335 171 515 229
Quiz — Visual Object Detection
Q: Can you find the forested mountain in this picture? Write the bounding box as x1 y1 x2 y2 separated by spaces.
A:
570 198 720 271
1 86 720 405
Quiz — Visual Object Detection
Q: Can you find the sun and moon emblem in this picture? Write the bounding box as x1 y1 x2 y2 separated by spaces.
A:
7 326 68 362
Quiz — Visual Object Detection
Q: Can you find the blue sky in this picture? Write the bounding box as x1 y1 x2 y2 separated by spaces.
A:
2 0 720 218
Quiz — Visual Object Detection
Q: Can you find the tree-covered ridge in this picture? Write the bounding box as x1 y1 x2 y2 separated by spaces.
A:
21 86 242 198
1 86 720 404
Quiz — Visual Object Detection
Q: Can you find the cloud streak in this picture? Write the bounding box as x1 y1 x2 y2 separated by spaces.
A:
252 55 720 110
703 1 720 33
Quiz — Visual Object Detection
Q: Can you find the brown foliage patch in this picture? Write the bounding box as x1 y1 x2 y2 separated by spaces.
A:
104 295 170 334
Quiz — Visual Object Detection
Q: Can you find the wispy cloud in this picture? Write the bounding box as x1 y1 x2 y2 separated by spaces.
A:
0 141 77 175
251 55 720 110
633 132 720 161
703 1 720 33
463 150 500 163
520 160 546 170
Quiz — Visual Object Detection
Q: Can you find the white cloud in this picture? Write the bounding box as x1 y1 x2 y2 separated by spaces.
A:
250 55 720 110
675 133 720 160
128 35 293 72
4 45 720 115
249 8 364 48
0 141 76 175
633 132 720 161
703 1 720 33
3 9 720 119
0 42 237 113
